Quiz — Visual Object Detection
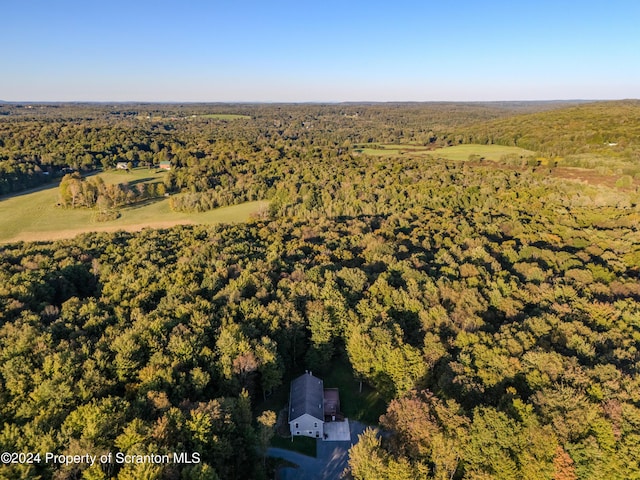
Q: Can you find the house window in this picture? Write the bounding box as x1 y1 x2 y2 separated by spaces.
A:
314 422 318 427
295 423 299 428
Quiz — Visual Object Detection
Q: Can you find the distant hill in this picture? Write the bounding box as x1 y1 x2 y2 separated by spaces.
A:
456 100 640 157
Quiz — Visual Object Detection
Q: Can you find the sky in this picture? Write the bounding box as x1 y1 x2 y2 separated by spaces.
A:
2 0 640 102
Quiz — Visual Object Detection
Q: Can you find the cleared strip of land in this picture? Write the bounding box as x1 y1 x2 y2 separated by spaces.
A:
429 144 536 161
355 143 536 160
353 143 637 188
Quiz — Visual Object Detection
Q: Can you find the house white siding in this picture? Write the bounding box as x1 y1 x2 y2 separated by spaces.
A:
289 413 323 438
288 372 324 438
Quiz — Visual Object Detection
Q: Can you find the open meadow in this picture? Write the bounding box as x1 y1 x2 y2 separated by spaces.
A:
355 143 536 161
0 168 267 243
429 143 537 161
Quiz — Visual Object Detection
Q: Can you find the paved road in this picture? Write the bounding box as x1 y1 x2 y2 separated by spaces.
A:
267 448 323 480
268 421 369 480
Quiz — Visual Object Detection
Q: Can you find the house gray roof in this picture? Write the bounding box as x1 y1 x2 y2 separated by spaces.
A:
289 372 324 422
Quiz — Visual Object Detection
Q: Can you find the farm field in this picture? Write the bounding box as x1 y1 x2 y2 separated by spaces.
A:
354 143 638 188
429 143 536 161
0 169 267 243
355 143 536 160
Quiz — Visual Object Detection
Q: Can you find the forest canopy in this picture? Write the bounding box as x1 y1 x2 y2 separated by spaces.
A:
1 101 640 479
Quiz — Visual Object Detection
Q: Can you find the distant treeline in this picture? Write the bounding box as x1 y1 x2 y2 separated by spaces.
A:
2 101 640 479
455 100 640 157
0 101 586 197
1 175 640 477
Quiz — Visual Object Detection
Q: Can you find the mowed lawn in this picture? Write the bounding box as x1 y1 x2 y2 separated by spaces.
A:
355 143 535 161
0 169 268 243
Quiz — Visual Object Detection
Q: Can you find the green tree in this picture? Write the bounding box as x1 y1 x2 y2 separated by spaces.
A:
257 410 276 467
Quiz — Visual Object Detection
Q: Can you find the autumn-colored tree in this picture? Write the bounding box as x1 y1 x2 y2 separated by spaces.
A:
553 446 578 480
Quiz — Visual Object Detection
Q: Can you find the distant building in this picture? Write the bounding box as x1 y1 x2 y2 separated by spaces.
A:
158 161 171 170
116 162 129 170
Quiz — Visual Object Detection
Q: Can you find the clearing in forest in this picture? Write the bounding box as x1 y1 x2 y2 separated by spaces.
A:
354 143 536 161
0 169 267 243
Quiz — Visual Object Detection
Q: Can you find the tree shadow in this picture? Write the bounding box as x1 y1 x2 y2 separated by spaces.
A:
124 177 155 187
120 196 166 210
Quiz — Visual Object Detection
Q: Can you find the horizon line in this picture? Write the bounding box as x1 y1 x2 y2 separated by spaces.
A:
2 98 634 105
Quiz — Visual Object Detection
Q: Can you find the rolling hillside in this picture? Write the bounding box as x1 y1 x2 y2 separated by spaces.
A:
455 100 640 157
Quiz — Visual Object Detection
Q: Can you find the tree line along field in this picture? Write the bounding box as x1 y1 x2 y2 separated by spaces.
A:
1 101 640 479
0 167 267 243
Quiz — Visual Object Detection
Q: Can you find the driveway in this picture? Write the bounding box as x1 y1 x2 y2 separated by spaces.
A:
268 420 369 480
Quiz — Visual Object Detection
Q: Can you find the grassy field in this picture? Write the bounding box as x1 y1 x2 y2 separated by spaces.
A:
429 144 536 161
0 169 268 243
354 143 637 188
354 144 423 157
355 143 536 161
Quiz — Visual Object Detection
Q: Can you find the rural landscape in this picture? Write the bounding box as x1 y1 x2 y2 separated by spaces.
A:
1 100 640 479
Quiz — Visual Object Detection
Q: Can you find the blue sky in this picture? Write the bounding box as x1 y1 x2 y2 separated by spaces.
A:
2 0 639 102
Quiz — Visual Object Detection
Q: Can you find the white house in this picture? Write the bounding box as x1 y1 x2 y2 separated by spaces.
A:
289 372 324 438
